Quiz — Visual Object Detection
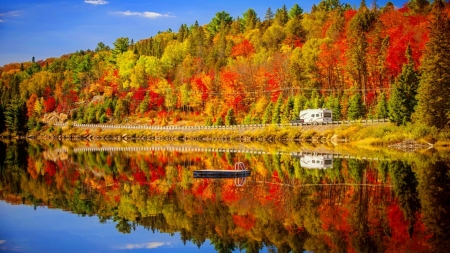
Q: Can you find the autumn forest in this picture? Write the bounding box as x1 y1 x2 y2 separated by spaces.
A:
1 0 450 135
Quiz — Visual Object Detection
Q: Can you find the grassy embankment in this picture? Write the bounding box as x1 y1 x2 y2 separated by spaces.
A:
27 121 450 147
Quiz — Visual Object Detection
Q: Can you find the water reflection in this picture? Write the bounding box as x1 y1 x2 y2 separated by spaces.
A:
296 152 334 169
0 141 449 252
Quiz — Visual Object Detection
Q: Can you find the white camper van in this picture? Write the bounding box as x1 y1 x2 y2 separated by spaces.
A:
298 108 333 123
300 153 333 169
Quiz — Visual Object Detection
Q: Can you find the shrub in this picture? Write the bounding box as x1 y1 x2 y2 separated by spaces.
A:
99 114 108 123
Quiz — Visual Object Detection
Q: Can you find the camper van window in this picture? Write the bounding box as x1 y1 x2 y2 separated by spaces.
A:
312 160 315 163
311 114 315 117
316 114 319 117
324 112 332 117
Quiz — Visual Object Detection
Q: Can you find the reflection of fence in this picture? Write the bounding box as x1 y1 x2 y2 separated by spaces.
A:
53 118 389 131
53 146 390 162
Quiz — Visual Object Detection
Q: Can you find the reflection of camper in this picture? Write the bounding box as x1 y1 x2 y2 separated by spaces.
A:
300 153 333 169
298 108 333 123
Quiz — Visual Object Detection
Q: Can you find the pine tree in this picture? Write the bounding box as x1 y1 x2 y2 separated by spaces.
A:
0 104 5 133
274 5 289 26
281 97 294 123
4 99 27 135
388 45 419 125
292 94 307 120
265 7 274 24
272 96 283 124
375 92 389 119
262 102 273 124
225 108 236 125
325 95 342 121
215 116 224 126
413 5 450 128
348 93 365 120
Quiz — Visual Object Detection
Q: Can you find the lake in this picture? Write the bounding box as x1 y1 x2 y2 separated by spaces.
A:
0 140 449 252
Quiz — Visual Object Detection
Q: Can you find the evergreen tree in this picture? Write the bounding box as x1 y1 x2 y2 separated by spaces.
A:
262 102 273 124
241 9 259 31
274 5 289 26
4 99 27 135
207 11 233 35
281 97 294 123
292 94 307 120
375 92 389 119
413 5 450 128
265 7 274 24
288 4 303 19
225 108 236 125
215 116 224 126
205 117 213 126
324 94 342 121
272 96 283 124
139 93 150 114
0 104 5 133
348 93 365 120
388 45 419 125
388 83 403 124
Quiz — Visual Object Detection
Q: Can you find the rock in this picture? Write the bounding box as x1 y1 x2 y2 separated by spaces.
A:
388 139 431 152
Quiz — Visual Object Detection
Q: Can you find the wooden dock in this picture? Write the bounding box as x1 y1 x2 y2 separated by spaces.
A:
194 170 251 178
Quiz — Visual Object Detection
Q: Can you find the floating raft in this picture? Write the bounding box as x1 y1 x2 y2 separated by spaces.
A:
194 170 251 178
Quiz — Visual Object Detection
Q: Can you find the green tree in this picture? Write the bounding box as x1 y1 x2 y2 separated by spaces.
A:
272 96 283 124
347 93 365 120
241 9 259 32
262 24 286 51
407 0 429 13
225 108 236 125
289 4 303 19
281 96 294 123
388 45 419 125
4 99 27 135
375 92 389 119
262 102 273 124
292 94 307 120
0 104 6 133
413 5 450 128
207 11 233 35
274 5 289 26
113 37 130 56
95 42 110 52
324 94 342 121
215 116 224 126
265 7 274 24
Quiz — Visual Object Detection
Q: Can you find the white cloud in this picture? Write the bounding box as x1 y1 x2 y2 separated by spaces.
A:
114 242 168 250
0 11 20 17
113 10 173 19
0 11 19 22
84 0 109 5
0 240 5 245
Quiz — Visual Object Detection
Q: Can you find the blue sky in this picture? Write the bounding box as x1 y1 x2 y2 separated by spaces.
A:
0 201 218 252
0 0 406 66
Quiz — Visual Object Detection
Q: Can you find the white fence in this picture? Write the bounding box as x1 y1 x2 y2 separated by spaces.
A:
52 118 390 131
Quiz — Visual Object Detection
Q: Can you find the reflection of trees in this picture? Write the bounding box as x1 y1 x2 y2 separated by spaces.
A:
1 144 447 252
417 159 450 251
389 160 420 238
210 235 235 253
114 217 132 234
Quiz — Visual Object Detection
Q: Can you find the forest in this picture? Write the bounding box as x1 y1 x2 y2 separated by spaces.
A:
0 0 449 135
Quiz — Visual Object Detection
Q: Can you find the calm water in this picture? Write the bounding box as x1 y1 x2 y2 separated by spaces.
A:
0 141 449 253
